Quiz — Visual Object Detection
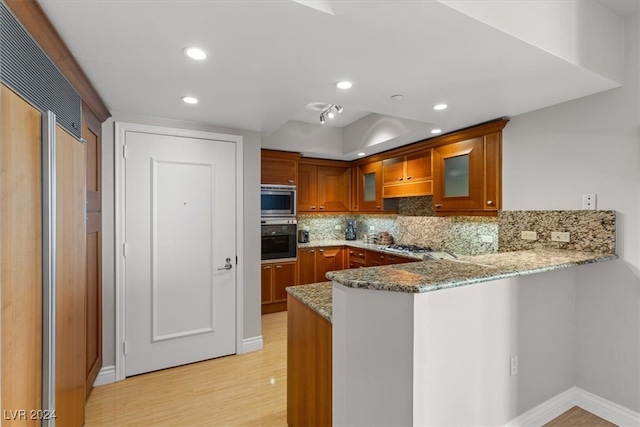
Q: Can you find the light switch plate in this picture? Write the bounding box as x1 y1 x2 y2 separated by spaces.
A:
481 235 494 243
521 231 537 240
551 231 570 242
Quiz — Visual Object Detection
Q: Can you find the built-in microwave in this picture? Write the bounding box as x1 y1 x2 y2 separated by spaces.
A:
261 184 296 217
261 218 297 261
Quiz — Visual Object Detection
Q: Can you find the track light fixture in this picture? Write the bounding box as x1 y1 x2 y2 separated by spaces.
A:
319 104 343 125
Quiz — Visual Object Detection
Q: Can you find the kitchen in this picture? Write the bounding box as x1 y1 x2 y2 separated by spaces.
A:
1 0 639 426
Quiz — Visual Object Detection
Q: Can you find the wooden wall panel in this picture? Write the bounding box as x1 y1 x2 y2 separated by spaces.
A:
55 126 86 427
82 102 102 399
1 84 43 426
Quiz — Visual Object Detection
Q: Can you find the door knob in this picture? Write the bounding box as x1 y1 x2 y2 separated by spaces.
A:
217 258 233 270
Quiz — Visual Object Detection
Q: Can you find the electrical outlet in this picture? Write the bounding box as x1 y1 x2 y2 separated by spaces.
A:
481 235 494 243
521 231 537 240
582 193 597 210
510 355 518 376
303 225 310 231
334 225 341 230
551 231 570 242
369 225 375 231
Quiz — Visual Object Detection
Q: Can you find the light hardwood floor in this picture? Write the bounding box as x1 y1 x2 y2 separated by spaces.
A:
86 311 614 426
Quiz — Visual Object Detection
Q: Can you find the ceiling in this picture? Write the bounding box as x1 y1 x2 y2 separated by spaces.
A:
37 0 635 160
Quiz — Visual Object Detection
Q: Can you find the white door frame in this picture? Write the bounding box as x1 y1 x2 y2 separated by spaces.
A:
114 121 244 382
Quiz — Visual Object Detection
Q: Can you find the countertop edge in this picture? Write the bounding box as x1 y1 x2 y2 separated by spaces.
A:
286 282 333 323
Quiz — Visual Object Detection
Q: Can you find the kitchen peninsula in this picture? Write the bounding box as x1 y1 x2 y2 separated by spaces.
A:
287 247 617 426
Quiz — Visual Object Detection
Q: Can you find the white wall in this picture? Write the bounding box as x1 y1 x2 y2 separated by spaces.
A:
101 112 262 368
502 12 639 412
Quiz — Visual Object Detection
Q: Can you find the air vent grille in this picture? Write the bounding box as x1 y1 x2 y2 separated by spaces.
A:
0 2 81 138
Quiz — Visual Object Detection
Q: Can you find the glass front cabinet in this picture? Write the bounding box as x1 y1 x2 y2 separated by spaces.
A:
432 132 501 215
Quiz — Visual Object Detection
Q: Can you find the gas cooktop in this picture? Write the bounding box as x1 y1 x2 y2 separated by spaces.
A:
382 244 458 261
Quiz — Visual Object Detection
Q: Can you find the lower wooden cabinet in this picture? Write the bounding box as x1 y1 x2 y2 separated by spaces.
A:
299 247 345 285
385 253 417 265
261 261 297 314
347 248 366 269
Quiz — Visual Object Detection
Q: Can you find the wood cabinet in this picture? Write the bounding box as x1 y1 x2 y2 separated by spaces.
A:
354 161 384 211
299 247 345 284
261 149 300 185
83 101 102 400
432 131 502 215
287 294 332 427
261 261 297 314
347 247 366 269
385 253 417 265
366 250 387 267
298 160 350 212
382 149 433 198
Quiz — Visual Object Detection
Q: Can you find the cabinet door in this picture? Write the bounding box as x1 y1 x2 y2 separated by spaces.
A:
366 250 386 267
348 248 366 269
261 264 273 304
483 132 501 212
317 166 350 212
433 137 484 212
261 153 298 185
273 262 297 302
298 248 317 285
382 156 405 185
357 161 383 211
406 150 432 181
316 247 344 282
297 164 318 211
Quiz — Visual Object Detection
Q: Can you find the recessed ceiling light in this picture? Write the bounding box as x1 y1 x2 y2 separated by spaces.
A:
182 96 199 104
335 81 353 90
431 128 442 134
433 103 448 110
390 94 404 101
184 47 207 60
357 152 366 156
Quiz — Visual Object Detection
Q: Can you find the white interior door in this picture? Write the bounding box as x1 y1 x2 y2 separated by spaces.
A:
124 131 236 377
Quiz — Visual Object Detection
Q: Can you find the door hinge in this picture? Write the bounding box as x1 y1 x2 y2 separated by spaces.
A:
123 242 128 257
123 145 128 159
123 341 128 355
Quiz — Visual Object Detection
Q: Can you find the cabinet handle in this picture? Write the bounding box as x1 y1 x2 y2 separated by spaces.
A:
310 206 316 210
359 253 364 257
380 255 385 259
309 250 315 253
487 200 494 205
263 266 271 270
435 204 443 208
319 206 325 209
288 179 294 183
407 176 412 180
318 249 324 252
349 250 354 254
376 205 381 209
275 265 283 269
398 177 403 181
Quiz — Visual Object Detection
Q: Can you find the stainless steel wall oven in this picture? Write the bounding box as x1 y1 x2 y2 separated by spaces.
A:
261 218 297 261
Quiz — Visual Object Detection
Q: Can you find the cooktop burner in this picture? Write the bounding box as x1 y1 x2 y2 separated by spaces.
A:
383 244 433 253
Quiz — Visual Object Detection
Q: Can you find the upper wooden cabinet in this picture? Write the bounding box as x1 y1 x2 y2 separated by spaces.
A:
261 150 300 185
354 160 384 211
432 131 502 215
298 159 350 212
382 149 433 198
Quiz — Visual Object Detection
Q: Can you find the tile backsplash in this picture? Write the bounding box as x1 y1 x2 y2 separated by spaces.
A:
498 210 616 253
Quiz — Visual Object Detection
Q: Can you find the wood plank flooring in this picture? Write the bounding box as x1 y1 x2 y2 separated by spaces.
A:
86 311 615 426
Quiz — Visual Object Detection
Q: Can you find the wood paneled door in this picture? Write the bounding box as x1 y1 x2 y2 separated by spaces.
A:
83 102 102 399
1 83 43 426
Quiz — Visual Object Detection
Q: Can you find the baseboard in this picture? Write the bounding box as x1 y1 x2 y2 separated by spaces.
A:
92 365 116 387
241 335 263 354
504 386 640 427
504 387 576 427
575 387 640 427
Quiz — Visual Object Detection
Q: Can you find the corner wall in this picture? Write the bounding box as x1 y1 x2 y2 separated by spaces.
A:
502 12 639 412
101 112 262 369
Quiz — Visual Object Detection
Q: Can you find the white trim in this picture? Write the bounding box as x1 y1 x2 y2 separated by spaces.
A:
114 121 244 382
241 336 264 354
504 387 576 427
504 387 640 427
575 387 640 427
92 365 116 387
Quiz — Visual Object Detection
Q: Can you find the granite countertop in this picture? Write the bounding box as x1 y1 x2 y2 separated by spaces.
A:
326 248 618 294
298 239 424 260
286 282 333 322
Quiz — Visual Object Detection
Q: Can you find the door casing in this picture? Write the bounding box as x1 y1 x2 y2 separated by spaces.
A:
114 122 244 382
